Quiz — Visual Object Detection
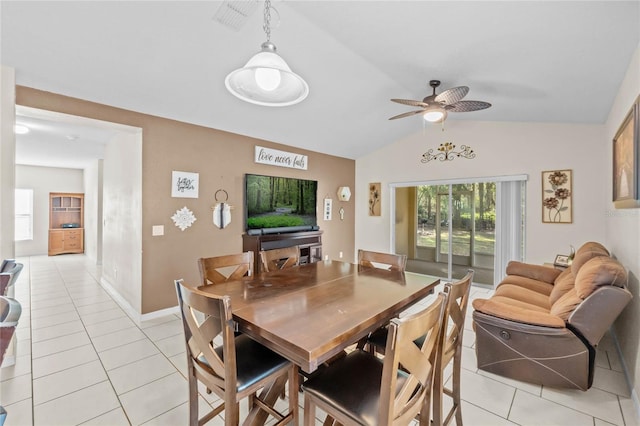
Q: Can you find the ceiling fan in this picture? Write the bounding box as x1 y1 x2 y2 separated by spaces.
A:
389 80 491 123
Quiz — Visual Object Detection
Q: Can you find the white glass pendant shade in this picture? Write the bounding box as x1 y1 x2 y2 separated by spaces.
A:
423 106 447 123
225 42 309 107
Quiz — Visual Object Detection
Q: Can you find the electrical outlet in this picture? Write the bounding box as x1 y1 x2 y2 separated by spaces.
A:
339 251 343 258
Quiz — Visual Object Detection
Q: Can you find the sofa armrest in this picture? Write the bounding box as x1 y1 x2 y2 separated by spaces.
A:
472 298 565 328
568 286 632 346
505 261 562 284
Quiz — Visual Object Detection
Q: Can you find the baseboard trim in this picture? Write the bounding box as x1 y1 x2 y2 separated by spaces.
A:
140 305 180 323
99 276 143 325
610 327 640 420
99 277 179 326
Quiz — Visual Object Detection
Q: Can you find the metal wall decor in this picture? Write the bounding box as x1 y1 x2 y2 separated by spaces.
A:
421 142 475 163
542 169 572 224
212 189 232 229
172 206 197 231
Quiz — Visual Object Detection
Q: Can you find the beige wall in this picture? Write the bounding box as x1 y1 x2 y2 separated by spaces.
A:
16 86 356 314
15 165 84 256
605 43 640 407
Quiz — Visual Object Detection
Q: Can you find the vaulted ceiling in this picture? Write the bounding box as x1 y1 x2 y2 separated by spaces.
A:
3 1 639 167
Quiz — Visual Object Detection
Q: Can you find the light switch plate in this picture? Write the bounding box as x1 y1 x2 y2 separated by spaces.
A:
152 225 164 236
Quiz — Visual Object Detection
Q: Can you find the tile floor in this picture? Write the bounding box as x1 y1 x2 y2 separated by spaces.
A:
1 254 639 425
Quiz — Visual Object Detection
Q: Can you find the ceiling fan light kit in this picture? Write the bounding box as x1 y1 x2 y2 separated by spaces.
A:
225 0 309 107
390 79 491 123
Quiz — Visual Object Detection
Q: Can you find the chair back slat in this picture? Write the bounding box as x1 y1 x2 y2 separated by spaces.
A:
358 249 407 272
260 247 300 272
442 270 474 362
379 291 448 424
176 280 235 388
198 252 253 285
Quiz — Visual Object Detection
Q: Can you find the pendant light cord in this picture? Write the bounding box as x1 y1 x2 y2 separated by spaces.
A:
263 0 271 42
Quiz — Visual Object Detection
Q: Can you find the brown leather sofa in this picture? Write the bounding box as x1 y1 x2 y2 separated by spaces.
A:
472 242 631 390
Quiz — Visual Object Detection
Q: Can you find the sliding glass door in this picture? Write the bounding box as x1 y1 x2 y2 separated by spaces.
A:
394 177 523 286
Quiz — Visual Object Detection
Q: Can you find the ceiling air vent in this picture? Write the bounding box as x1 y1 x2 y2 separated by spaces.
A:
214 0 260 31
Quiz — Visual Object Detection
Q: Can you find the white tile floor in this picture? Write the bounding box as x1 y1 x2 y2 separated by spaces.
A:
1 254 638 425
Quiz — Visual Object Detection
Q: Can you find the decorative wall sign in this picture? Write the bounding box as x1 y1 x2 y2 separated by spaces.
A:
171 171 199 198
171 206 197 231
323 198 332 221
542 169 572 223
421 142 475 163
255 145 308 170
613 97 639 208
369 183 381 216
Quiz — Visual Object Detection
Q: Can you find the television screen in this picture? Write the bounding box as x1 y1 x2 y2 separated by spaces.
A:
245 174 318 231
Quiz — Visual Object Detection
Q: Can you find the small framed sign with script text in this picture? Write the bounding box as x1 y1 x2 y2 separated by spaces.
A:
171 171 199 198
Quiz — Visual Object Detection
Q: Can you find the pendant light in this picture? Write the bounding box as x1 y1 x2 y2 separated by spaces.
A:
225 0 309 107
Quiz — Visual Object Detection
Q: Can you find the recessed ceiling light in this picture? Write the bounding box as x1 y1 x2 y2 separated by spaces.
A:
66 134 79 141
14 125 29 134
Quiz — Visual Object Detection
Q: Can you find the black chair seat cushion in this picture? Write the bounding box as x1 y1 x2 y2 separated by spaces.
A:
302 350 408 426
211 334 290 393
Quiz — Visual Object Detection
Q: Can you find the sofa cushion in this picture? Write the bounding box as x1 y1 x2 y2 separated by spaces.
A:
494 284 551 310
576 241 609 256
550 289 583 321
505 261 562 284
472 298 565 328
489 295 550 313
498 275 554 296
575 257 628 298
549 268 575 305
571 247 609 275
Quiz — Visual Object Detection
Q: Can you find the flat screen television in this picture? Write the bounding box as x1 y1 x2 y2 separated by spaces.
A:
245 173 318 233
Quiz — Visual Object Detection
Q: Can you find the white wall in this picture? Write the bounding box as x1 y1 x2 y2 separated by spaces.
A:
356 120 606 265
15 165 83 256
604 43 640 411
83 159 103 264
0 66 16 261
101 130 142 314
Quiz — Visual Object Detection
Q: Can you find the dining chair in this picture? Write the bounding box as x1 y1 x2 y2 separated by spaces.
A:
197 252 253 286
259 246 300 272
357 249 407 272
0 262 23 296
0 259 16 273
1 295 22 426
432 270 474 426
175 280 298 426
301 291 448 426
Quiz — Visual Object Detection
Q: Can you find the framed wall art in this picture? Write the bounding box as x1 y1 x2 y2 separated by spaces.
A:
613 96 640 209
369 183 381 216
542 169 572 223
171 171 199 198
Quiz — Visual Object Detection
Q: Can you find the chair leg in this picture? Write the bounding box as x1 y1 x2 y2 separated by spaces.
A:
188 371 199 426
304 395 316 426
288 366 299 424
432 365 444 426
452 356 463 426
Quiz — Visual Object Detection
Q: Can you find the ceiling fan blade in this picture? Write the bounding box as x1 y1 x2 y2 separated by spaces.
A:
391 99 430 108
388 110 425 120
435 86 469 105
446 100 492 112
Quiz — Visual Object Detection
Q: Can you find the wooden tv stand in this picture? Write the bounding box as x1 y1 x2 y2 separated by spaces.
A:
242 230 323 274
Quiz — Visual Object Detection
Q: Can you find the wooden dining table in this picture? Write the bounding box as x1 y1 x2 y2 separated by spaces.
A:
197 259 440 374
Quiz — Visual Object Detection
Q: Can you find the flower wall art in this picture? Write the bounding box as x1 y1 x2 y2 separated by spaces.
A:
542 169 572 223
369 183 381 216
